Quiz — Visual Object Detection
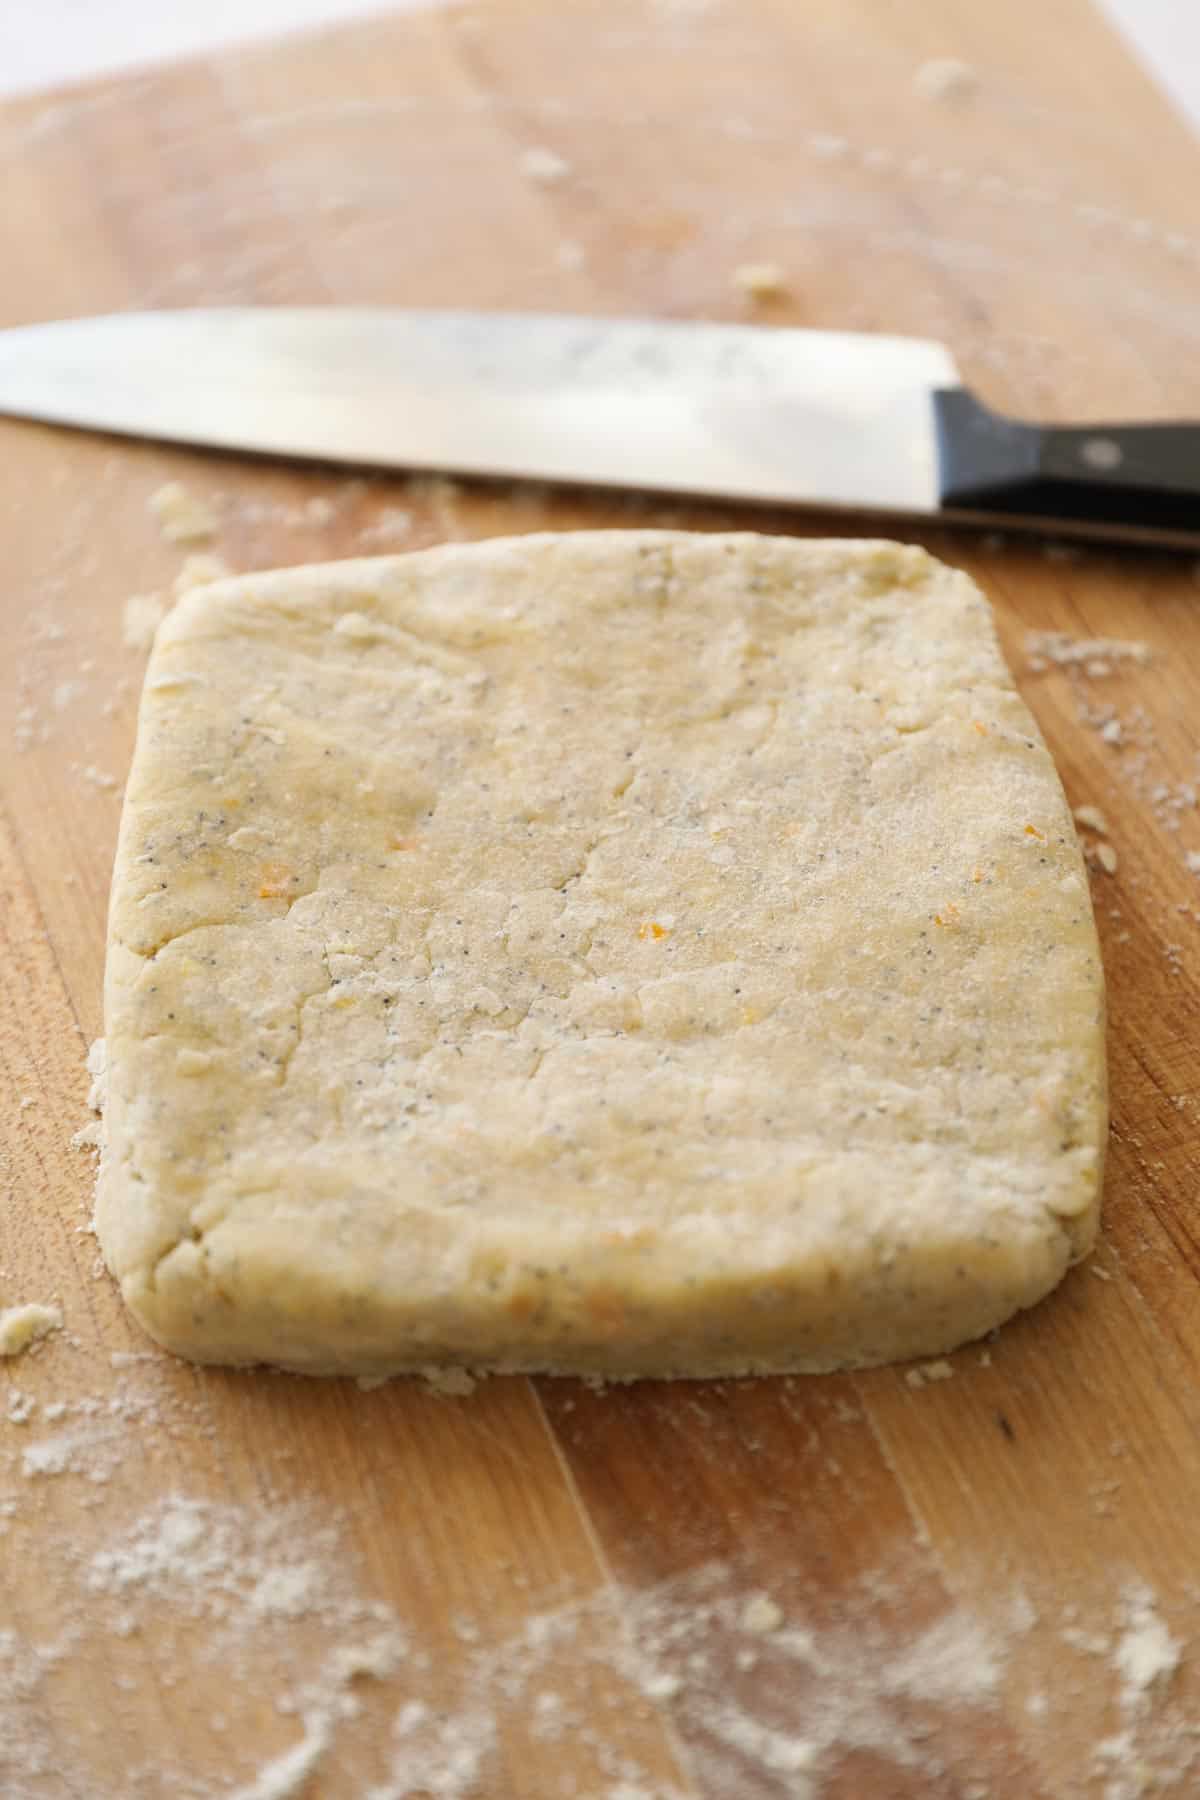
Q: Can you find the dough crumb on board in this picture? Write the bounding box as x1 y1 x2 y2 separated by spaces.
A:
147 480 218 545
905 1358 955 1388
121 592 167 652
95 532 1106 1380
173 550 231 594
418 1365 478 1397
731 261 789 299
72 1037 107 1157
739 1593 785 1634
0 1303 62 1359
1074 804 1111 836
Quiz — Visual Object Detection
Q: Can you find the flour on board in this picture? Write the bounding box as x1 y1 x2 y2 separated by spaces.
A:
739 1593 785 1634
2 1413 1198 1800
357 508 414 548
1026 631 1151 674
912 57 978 102
518 145 572 183
1114 1586 1182 1708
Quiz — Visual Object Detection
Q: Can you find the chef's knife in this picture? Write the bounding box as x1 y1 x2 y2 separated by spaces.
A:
0 307 1196 545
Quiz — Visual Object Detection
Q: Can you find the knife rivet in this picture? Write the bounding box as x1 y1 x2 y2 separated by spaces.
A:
1080 436 1123 471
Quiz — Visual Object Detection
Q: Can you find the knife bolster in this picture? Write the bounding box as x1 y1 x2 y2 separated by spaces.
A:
933 386 1200 534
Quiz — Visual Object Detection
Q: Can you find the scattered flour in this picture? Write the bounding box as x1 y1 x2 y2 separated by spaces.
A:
518 145 572 184
13 702 49 751
1114 1586 1181 1708
224 1714 332 1800
226 487 360 531
76 763 119 791
2 1447 1196 1800
52 678 85 713
148 481 218 545
298 495 336 528
1026 631 1151 674
0 1304 62 1359
22 1421 119 1481
85 1494 366 1629
357 507 414 548
16 1385 174 1483
912 57 978 102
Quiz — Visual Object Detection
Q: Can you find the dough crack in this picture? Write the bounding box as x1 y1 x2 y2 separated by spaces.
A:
145 1218 207 1298
275 971 338 1087
129 888 321 963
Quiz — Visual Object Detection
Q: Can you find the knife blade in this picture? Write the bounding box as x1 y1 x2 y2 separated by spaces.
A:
0 307 1196 545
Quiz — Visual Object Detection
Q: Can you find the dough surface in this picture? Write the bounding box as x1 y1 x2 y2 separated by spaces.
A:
96 532 1106 1376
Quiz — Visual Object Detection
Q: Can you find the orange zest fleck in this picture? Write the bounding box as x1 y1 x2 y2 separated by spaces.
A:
971 867 984 884
390 836 419 852
972 721 988 735
256 861 292 899
1024 824 1046 840
933 901 961 928
637 920 671 941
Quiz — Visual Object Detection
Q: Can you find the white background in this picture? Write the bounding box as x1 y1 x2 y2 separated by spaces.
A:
0 0 1197 130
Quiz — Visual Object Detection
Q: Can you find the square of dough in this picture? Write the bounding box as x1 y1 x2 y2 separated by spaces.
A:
96 532 1106 1377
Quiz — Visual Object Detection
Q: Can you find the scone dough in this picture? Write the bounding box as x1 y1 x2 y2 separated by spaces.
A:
96 532 1106 1377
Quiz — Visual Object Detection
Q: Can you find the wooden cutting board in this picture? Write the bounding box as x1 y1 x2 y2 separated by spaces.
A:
3 2 1200 1795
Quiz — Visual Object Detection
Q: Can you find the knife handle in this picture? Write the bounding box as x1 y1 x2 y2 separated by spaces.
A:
933 387 1200 535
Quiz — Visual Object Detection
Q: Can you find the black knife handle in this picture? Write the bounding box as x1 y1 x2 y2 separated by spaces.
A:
933 387 1200 534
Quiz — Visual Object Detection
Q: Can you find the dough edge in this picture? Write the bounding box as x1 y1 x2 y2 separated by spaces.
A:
96 530 1107 1379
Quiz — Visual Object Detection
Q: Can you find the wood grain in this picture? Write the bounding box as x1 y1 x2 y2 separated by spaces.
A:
3 2 1200 1795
